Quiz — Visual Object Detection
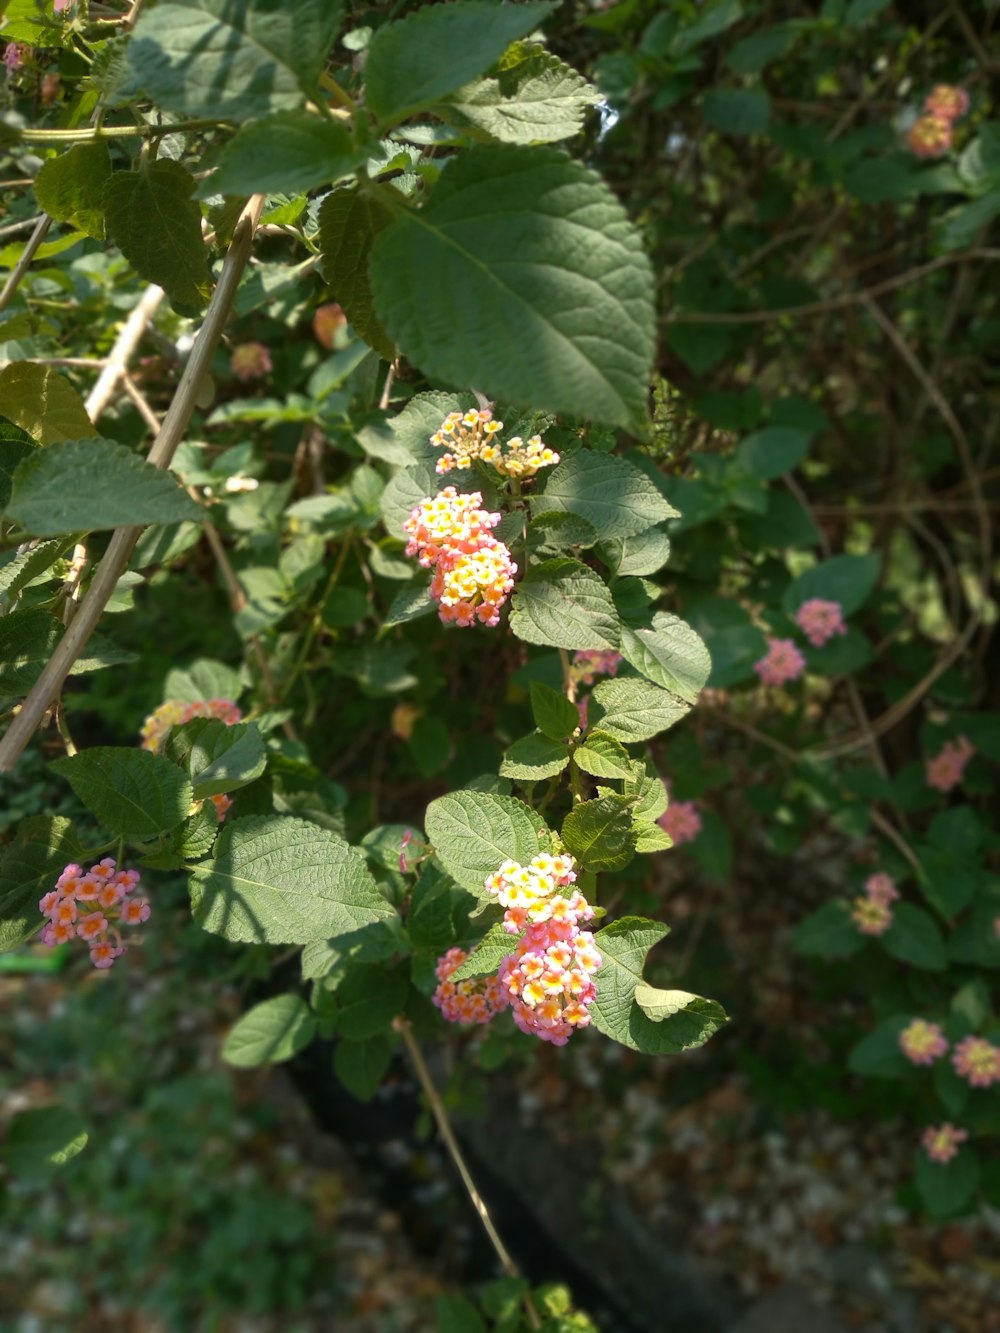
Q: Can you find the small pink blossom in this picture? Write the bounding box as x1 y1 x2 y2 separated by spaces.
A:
3 43 28 73
908 114 953 159
864 873 899 906
926 736 974 792
571 651 622 686
753 637 806 687
230 341 272 382
211 793 233 822
38 859 149 969
922 1123 968 1164
924 85 970 122
952 1036 1000 1088
657 800 702 846
39 890 60 916
795 598 847 648
120 898 151 926
432 947 507 1025
900 1019 949 1066
76 913 108 941
576 696 589 731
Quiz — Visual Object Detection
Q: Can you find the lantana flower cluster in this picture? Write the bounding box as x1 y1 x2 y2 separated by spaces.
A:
657 800 702 846
430 409 559 480
908 84 970 159
899 1018 949 1066
403 487 516 627
952 1035 1000 1089
753 637 806 687
40 858 150 969
794 598 847 648
922 1123 968 1164
484 853 603 1046
850 871 899 937
925 735 974 793
140 696 243 821
432 947 507 1025
571 650 622 687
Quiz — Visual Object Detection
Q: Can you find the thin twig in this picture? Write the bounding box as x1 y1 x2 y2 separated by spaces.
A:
663 250 1000 325
0 195 266 772
0 215 44 241
378 359 398 411
86 284 164 421
0 215 52 313
393 1016 541 1331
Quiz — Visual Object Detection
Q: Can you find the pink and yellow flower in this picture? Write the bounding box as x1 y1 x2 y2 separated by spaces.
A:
952 1035 1000 1088
923 85 970 122
404 487 516 628
430 410 559 479
657 800 702 846
432 947 507 1025
922 1123 968 1164
926 736 974 793
753 637 806 687
908 114 953 159
795 598 847 648
39 859 150 970
851 895 892 937
899 1018 949 1066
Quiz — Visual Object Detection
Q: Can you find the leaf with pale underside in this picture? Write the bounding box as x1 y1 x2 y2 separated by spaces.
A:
531 451 678 540
444 47 601 144
0 364 96 444
34 142 112 240
370 147 655 433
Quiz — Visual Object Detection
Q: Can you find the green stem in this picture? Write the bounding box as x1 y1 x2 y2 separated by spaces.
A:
279 537 354 704
19 119 225 144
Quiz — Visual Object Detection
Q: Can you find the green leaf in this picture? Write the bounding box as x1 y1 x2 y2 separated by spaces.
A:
915 1148 981 1219
120 0 343 120
590 676 691 743
444 47 601 144
336 963 409 1039
685 597 767 688
51 748 193 841
363 1 558 127
526 510 599 554
950 907 1000 969
34 142 112 240
3 1107 89 1180
735 426 811 480
510 557 620 650
703 88 770 135
619 612 711 703
0 608 59 696
573 730 632 781
190 815 395 945
623 759 669 823
318 190 395 361
450 922 515 980
725 25 798 74
184 719 267 800
792 900 864 960
0 816 85 953
164 657 243 703
500 730 569 781
882 902 947 971
206 111 362 198
599 525 672 578
221 994 317 1067
530 680 580 741
435 1294 488 1333
0 539 70 606
589 916 727 1053
531 451 678 540
845 0 891 24
561 795 636 872
0 363 97 444
7 437 202 536
334 1034 396 1101
104 159 212 314
383 581 435 628
847 1015 911 1077
300 919 401 982
425 790 547 895
783 553 880 617
370 146 656 434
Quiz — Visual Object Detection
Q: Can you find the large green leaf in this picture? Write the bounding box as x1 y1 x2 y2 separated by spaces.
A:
449 923 516 981
318 190 395 361
425 790 547 896
882 902 947 972
561 795 636 872
6 437 202 536
531 452 677 540
510 558 620 650
190 815 395 945
0 816 85 953
3 1107 89 1180
619 613 711 703
0 539 70 604
847 1015 911 1078
782 553 881 617
530 680 580 741
589 917 727 1053
0 364 97 444
181 719 267 800
370 146 656 433
34 142 112 240
500 730 569 781
590 676 692 743
334 1034 396 1100
104 160 211 314
51 748 193 841
363 1 558 127
0 608 61 696
336 962 409 1039
206 111 362 198
444 47 601 144
915 1149 981 1219
221 994 317 1067
120 0 343 120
